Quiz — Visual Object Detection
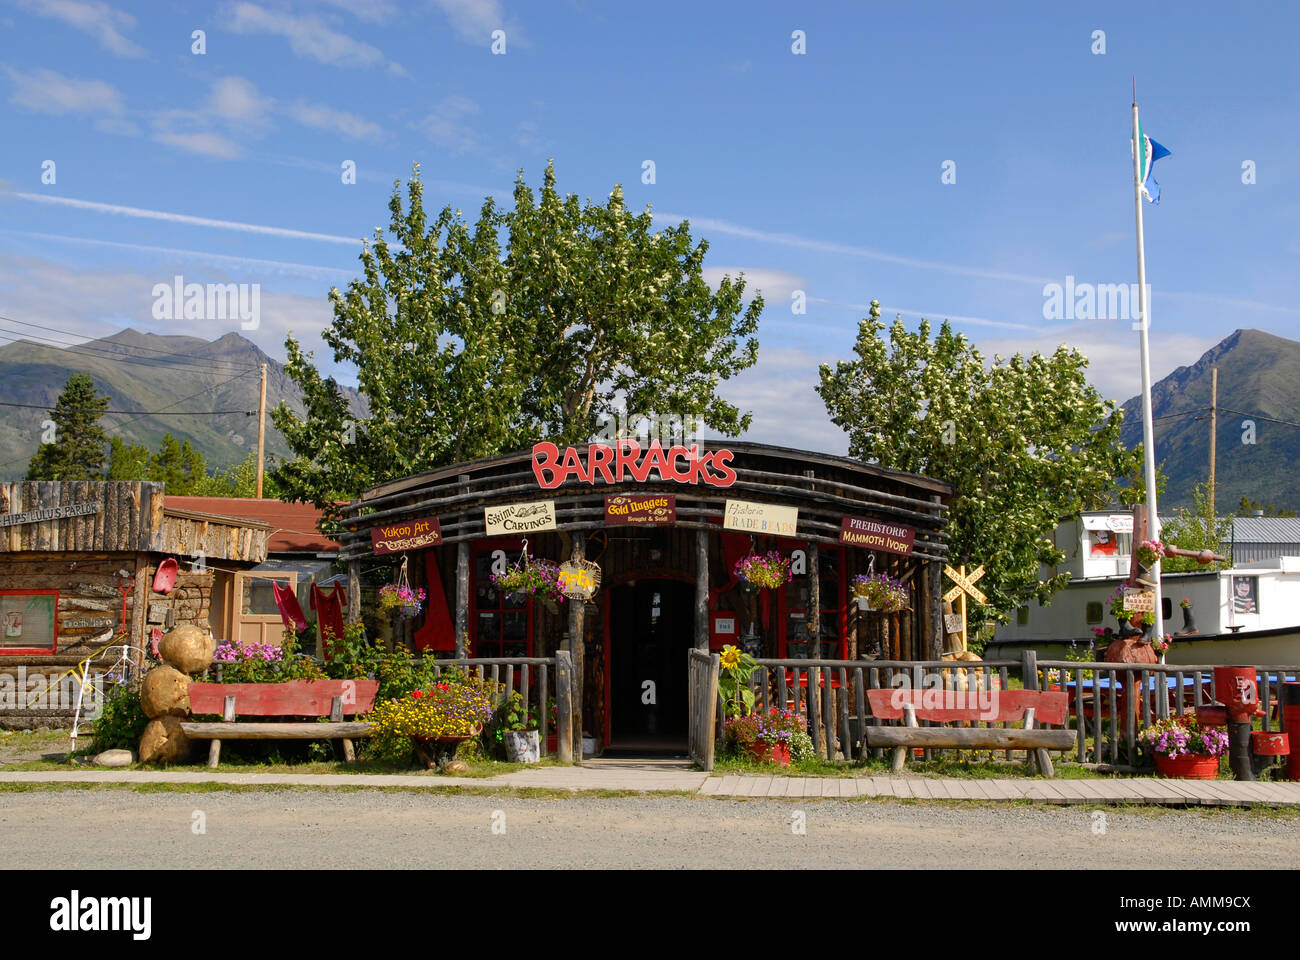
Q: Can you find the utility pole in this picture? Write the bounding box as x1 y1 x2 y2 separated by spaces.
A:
1208 366 1217 541
255 362 267 499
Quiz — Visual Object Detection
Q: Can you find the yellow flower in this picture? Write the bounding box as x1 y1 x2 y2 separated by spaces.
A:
720 645 741 670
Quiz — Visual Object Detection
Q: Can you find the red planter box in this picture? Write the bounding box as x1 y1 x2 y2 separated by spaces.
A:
744 741 791 767
1154 753 1220 779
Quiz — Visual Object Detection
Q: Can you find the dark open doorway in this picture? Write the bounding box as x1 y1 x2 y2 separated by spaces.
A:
608 578 693 754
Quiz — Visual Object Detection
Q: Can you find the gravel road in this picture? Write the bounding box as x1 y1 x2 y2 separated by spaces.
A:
3 789 1297 869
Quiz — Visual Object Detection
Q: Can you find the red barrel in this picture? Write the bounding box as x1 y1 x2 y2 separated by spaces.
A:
1282 683 1300 780
1214 666 1261 722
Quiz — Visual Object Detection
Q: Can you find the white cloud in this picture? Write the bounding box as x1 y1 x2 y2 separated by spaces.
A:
4 66 135 133
311 0 398 23
152 130 243 160
701 267 803 304
289 100 384 141
208 76 274 126
415 95 481 153
227 1 405 74
15 0 144 57
9 191 362 245
432 0 512 43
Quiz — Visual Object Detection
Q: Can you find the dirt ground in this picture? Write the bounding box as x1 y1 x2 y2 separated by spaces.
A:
2 787 1297 869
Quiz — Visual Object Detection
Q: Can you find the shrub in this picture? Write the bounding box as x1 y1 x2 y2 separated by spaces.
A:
89 683 149 753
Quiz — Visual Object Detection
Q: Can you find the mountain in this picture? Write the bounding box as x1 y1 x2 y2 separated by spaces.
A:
0 329 365 481
1119 329 1300 511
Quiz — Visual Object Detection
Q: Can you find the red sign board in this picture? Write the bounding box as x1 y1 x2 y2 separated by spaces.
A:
838 516 915 556
371 516 443 555
605 494 676 526
532 440 736 489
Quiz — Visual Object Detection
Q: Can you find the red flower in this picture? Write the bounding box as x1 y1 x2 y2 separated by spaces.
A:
411 690 423 698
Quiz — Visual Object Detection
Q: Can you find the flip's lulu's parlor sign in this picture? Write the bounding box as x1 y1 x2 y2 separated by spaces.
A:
838 516 915 557
370 516 443 555
532 440 737 489
0 502 100 527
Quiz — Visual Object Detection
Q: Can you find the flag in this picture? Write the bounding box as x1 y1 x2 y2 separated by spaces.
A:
1135 123 1172 203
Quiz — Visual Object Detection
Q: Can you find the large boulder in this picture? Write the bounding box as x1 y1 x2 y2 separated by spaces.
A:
158 624 214 674
140 665 191 718
138 716 190 764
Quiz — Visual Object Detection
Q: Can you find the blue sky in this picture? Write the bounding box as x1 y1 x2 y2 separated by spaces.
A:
1 0 1297 453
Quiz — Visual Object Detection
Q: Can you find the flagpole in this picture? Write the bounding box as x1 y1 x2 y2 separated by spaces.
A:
1131 93 1164 641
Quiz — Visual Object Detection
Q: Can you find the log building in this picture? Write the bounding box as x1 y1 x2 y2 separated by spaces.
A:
338 440 952 754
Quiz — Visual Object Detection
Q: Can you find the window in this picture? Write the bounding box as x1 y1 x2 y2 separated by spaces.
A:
1 590 58 655
781 548 845 659
1085 601 1103 624
472 546 531 658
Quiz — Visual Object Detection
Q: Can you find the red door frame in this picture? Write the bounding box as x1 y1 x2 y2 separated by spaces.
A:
772 543 848 659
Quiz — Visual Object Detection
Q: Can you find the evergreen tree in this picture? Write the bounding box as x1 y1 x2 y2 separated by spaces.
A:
26 374 110 480
105 436 152 481
147 434 207 494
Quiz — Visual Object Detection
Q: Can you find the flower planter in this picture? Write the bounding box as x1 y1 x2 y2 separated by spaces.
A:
1154 753 1220 779
503 729 541 763
411 722 483 771
743 740 791 767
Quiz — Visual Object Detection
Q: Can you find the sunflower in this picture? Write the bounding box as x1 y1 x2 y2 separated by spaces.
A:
719 645 742 670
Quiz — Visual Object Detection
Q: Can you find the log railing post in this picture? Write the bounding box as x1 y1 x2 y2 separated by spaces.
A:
567 532 586 762
554 650 574 764
695 529 709 651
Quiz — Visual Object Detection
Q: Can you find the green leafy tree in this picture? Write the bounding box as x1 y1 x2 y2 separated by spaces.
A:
26 374 110 480
1161 482 1232 572
816 301 1138 624
190 451 281 499
1114 455 1168 508
272 161 762 515
105 436 151 481
146 433 207 494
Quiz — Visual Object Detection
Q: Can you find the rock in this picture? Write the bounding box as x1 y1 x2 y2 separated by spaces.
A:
441 760 469 775
140 665 191 718
158 624 214 674
138 716 189 764
93 749 134 767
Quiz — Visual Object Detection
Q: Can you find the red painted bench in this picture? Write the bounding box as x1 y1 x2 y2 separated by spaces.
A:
865 688 1075 777
182 679 379 768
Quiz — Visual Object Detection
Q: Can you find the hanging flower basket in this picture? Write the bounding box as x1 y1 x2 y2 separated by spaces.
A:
491 555 566 604
1135 539 1165 567
378 557 425 619
733 551 792 590
850 572 910 613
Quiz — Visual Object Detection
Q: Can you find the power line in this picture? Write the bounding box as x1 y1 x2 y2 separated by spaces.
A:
1217 407 1300 429
0 401 253 415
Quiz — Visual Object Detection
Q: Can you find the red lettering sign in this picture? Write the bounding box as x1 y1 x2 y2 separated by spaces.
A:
605 494 677 525
533 441 736 489
371 516 443 555
838 516 915 556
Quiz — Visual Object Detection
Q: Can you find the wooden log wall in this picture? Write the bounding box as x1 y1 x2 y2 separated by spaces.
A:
1 482 162 554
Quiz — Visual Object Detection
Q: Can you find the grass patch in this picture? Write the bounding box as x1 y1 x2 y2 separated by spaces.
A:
709 752 1123 780
1 753 564 777
0 780 695 800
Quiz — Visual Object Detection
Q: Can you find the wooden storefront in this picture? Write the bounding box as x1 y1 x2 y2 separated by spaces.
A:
338 441 952 753
0 482 270 729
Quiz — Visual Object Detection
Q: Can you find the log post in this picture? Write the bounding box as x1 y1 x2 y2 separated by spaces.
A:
567 532 586 761
807 541 820 660
694 529 709 651
346 559 361 624
927 498 944 659
555 649 575 764
454 474 470 658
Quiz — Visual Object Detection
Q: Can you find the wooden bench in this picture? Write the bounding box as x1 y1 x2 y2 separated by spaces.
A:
182 679 379 768
865 688 1075 777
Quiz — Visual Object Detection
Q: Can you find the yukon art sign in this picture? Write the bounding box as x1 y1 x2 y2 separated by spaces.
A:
370 516 443 555
484 500 557 536
838 516 915 556
532 440 736 489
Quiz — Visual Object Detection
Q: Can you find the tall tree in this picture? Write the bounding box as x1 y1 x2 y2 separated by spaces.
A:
147 433 207 494
105 436 152 481
273 161 762 514
1162 482 1233 572
27 374 110 480
817 301 1138 623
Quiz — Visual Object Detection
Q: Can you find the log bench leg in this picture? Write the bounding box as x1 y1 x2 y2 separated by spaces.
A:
208 695 236 769
891 703 918 775
329 696 357 763
1023 708 1056 778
